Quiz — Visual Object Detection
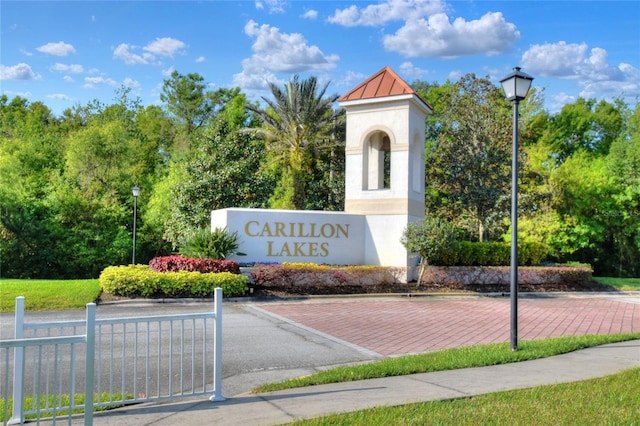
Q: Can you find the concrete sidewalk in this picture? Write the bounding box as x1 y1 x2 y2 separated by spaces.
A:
89 339 640 425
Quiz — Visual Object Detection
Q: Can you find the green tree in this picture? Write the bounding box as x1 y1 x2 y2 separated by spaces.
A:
604 103 640 276
401 216 458 285
246 75 344 210
0 91 171 277
519 99 637 276
164 89 275 247
538 98 625 164
423 74 513 241
160 70 211 132
0 97 69 277
160 70 216 153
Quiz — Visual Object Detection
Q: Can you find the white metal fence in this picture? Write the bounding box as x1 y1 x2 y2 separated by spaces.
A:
1 288 224 425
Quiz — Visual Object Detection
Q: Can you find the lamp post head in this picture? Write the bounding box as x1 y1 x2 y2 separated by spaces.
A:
132 185 141 198
500 67 534 102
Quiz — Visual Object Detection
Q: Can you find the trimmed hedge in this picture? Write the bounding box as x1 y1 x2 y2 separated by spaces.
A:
149 255 240 274
436 241 548 266
99 265 247 297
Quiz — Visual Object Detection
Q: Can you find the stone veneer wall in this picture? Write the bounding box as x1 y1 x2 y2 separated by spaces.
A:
422 266 593 286
241 265 593 288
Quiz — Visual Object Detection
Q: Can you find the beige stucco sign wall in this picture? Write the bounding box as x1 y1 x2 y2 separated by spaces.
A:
211 208 366 265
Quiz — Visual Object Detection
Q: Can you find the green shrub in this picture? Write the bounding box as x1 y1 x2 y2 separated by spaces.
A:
401 217 458 265
99 265 247 297
519 241 548 266
179 227 240 260
435 241 548 266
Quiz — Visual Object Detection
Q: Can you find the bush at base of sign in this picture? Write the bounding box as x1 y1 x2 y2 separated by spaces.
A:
99 265 248 298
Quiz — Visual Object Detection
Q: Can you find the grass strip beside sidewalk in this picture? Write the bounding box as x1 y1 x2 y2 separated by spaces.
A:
289 367 640 425
254 333 640 392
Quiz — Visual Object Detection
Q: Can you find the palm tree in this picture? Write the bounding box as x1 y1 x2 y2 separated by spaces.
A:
247 75 343 210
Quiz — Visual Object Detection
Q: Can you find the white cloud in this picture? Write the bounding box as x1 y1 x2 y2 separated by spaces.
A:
195 56 206 63
123 77 140 89
549 92 577 112
232 68 281 93
399 61 429 79
255 0 287 13
162 66 176 77
0 63 40 80
384 12 519 58
238 20 339 77
328 0 445 27
113 43 153 65
83 76 118 88
63 75 74 83
302 9 318 20
113 38 185 65
579 65 640 100
336 70 367 90
143 37 187 58
51 63 84 73
522 41 640 101
328 2 518 59
36 41 76 56
47 93 73 101
447 70 462 81
521 42 587 78
3 90 32 99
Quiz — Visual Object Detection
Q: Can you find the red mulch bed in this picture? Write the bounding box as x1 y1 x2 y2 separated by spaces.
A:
251 280 615 297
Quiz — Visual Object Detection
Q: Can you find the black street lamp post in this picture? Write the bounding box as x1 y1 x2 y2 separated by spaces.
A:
132 185 140 264
500 67 533 351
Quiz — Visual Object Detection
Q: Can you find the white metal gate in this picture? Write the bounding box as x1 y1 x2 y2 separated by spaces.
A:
1 288 224 425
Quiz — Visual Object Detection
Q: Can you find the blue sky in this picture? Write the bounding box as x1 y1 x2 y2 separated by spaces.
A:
2 0 639 116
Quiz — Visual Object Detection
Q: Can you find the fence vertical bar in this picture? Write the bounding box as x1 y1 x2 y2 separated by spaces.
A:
9 296 25 425
209 288 225 402
84 303 96 426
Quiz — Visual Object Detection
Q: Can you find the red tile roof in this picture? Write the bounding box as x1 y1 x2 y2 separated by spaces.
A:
338 66 416 102
338 66 431 112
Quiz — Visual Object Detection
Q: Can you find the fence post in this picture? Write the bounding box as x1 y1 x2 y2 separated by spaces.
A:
9 297 25 425
209 287 225 402
84 303 96 426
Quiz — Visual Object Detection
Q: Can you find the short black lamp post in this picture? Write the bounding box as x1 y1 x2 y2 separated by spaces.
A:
132 185 140 264
500 67 533 351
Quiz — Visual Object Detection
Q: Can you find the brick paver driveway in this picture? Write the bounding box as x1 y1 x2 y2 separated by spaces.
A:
255 295 640 356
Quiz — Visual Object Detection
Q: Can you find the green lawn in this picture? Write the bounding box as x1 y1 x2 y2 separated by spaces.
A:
593 276 640 291
290 367 640 425
0 279 101 312
254 333 640 393
0 392 131 422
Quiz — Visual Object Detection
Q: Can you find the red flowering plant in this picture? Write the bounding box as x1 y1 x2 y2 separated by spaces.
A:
149 256 240 274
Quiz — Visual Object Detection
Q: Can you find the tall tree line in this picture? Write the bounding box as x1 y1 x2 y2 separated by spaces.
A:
1 72 637 278
414 75 639 277
0 73 344 278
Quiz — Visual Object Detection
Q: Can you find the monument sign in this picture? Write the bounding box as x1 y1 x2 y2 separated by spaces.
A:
211 66 432 281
